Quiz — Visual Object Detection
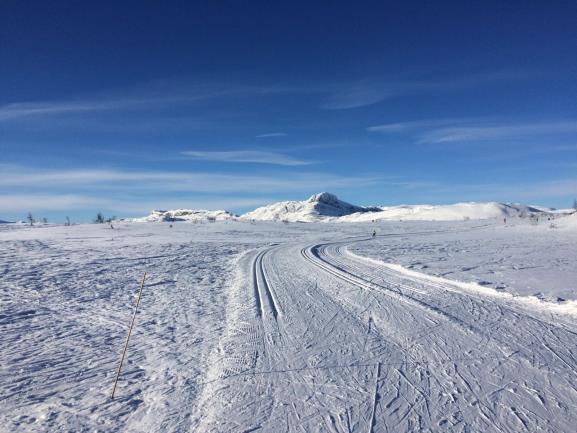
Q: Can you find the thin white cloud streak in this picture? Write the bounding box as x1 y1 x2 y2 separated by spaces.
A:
0 82 307 122
322 70 528 110
369 118 577 147
0 70 527 123
0 167 381 193
0 194 273 214
0 94 220 122
255 132 287 138
181 150 315 166
116 197 273 214
367 118 477 133
418 121 577 144
420 178 577 203
543 144 577 152
0 194 109 212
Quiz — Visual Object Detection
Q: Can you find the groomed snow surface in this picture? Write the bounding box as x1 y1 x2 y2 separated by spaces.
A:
1 216 577 432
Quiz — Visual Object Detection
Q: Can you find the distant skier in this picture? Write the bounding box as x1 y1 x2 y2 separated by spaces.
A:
372 229 376 238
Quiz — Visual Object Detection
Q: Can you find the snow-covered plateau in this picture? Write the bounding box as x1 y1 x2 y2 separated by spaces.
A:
1 207 577 432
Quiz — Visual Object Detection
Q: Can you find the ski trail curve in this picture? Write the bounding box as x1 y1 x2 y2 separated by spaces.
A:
194 237 577 432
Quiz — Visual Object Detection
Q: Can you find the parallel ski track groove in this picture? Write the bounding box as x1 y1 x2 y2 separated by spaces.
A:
303 240 577 376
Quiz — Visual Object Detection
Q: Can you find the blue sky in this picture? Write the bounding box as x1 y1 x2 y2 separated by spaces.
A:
1 0 577 222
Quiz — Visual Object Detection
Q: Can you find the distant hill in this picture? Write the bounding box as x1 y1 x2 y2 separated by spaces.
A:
128 193 571 223
339 202 550 222
241 192 380 222
128 209 237 223
241 193 556 222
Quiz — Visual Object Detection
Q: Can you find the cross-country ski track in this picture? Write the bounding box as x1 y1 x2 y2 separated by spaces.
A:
192 234 577 433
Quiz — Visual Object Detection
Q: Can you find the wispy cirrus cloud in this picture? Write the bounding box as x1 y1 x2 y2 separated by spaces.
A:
0 194 271 214
181 150 315 166
369 117 577 146
0 81 308 123
417 121 577 144
367 117 476 133
0 166 380 194
0 90 217 122
255 132 287 138
0 194 108 212
0 70 530 124
2 196 235 218
322 70 528 110
422 178 577 203
0 164 388 214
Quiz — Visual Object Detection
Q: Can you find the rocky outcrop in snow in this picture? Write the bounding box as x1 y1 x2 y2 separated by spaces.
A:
130 209 237 223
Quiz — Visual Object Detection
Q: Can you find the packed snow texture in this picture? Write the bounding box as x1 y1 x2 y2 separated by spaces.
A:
1 218 576 432
351 218 577 302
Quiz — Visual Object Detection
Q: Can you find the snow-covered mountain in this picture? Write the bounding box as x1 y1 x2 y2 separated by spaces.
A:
241 192 380 222
340 202 549 222
242 193 557 222
130 209 237 223
128 193 568 224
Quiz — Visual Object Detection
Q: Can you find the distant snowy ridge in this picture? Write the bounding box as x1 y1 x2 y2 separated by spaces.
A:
241 192 381 222
128 193 572 223
340 202 552 222
241 192 559 222
129 209 237 223
0 219 13 224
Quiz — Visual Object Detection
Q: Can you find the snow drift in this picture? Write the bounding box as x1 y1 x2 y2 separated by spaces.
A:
558 211 577 229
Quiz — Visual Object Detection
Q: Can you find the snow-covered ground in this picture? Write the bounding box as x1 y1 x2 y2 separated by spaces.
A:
1 217 576 432
351 217 577 302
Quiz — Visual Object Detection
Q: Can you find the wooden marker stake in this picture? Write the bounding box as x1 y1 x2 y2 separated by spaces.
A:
111 272 147 400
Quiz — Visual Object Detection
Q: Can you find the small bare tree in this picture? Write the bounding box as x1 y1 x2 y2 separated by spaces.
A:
65 216 71 226
27 212 34 226
95 212 105 224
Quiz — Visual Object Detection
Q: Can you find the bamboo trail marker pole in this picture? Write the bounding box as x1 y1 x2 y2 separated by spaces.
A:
111 272 147 400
